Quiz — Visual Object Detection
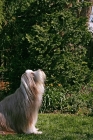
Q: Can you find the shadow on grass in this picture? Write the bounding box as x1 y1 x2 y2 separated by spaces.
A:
85 133 93 139
62 133 93 140
62 136 74 140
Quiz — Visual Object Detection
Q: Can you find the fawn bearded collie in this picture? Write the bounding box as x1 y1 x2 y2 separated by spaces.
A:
0 69 46 135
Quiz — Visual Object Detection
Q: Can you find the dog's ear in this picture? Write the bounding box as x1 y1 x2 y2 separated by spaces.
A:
30 71 34 77
25 70 35 79
31 72 37 83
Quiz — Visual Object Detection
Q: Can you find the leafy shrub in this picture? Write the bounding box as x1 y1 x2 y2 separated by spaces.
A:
0 0 93 115
40 83 93 116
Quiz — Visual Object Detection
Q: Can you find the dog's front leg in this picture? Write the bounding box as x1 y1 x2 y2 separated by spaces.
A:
24 125 42 134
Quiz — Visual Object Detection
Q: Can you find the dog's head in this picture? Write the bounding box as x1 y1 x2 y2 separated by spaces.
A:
30 69 46 85
24 69 46 83
20 69 46 97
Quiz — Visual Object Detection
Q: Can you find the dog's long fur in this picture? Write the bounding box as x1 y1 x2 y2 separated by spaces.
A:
0 69 46 135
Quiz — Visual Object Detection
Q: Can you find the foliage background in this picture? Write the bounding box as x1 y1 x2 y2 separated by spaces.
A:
0 0 93 115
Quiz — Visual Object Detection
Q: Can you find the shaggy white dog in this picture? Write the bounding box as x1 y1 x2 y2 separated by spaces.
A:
0 69 46 135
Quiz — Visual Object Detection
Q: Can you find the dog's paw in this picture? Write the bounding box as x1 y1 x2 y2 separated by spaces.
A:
34 131 42 134
24 127 42 135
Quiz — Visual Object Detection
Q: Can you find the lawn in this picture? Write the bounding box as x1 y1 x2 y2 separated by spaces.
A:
0 114 93 140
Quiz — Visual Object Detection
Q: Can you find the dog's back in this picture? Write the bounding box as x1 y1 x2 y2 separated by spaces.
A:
0 92 17 134
0 88 27 134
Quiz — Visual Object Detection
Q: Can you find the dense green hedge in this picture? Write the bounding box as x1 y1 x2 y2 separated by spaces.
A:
0 0 93 115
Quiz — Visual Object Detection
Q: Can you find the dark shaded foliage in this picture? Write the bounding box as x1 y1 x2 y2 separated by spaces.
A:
0 0 93 114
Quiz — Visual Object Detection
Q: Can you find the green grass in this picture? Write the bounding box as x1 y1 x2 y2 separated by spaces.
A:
0 114 93 140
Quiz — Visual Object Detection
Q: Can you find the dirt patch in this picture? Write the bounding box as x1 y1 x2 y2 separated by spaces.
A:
0 81 9 91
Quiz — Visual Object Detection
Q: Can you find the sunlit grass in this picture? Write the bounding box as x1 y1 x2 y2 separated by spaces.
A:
0 114 93 140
